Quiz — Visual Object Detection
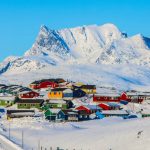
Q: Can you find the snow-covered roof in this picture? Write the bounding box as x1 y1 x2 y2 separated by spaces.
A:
86 105 102 110
95 93 120 97
63 89 73 93
101 110 128 115
9 112 35 116
107 102 120 107
0 96 15 101
49 108 61 114
48 100 66 104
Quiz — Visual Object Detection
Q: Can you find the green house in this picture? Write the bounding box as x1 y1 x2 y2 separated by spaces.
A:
44 108 65 121
17 99 44 109
0 96 15 106
42 100 73 111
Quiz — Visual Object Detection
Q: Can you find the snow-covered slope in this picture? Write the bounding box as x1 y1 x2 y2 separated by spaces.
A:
0 23 150 89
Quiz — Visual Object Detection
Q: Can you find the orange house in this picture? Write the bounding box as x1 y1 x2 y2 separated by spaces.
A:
48 88 66 99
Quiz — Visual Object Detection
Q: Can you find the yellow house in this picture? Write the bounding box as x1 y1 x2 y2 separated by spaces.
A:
48 88 66 99
80 85 96 94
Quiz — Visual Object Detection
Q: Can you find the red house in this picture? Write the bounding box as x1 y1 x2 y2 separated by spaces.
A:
75 105 102 114
93 94 121 103
29 78 65 89
19 91 39 99
93 92 143 104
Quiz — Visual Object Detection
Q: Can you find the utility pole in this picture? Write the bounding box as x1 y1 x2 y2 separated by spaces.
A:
22 130 24 149
38 140 40 150
8 121 10 139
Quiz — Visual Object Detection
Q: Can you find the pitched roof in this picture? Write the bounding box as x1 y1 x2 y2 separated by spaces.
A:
51 88 67 92
17 99 44 104
94 93 120 97
86 105 102 110
30 78 65 85
48 100 66 104
0 96 15 101
101 110 128 115
48 108 61 114
62 109 78 115
7 109 35 114
81 85 96 89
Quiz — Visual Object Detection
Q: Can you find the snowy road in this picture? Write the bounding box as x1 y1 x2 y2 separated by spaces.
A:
0 134 22 150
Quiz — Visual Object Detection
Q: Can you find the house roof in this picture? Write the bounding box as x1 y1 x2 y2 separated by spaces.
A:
62 110 78 115
51 88 67 92
30 78 65 85
0 96 15 101
94 93 120 97
81 85 96 89
63 89 73 93
86 105 102 110
7 109 35 114
101 110 128 115
48 100 66 104
17 99 44 104
107 102 121 107
48 108 61 114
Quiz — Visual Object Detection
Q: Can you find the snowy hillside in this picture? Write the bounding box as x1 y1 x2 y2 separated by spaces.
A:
0 23 150 89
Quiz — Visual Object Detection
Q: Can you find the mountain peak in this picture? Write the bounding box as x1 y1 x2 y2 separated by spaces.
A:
40 25 49 32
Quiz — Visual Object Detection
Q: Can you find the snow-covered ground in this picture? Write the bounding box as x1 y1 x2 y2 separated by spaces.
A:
1 116 150 150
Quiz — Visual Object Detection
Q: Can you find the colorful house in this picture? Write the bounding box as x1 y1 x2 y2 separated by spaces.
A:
18 91 39 99
62 110 79 122
78 110 90 121
47 88 66 99
73 89 86 98
63 89 73 100
126 92 144 103
17 99 44 109
0 96 15 106
93 93 121 103
75 105 102 114
101 110 129 117
44 109 65 121
42 100 73 110
29 78 66 89
80 85 96 94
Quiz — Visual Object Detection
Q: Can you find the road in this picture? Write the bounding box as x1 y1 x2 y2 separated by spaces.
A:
0 134 22 150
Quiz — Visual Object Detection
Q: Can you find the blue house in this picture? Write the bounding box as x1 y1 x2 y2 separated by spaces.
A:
73 89 86 98
44 109 66 121
63 89 73 100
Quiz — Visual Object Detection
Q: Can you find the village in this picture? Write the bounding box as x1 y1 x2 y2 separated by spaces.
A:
0 78 150 122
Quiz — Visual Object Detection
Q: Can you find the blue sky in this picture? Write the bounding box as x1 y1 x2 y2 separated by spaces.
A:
0 0 150 61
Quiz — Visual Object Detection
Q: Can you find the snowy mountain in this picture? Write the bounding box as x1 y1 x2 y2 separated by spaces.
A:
0 23 150 89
